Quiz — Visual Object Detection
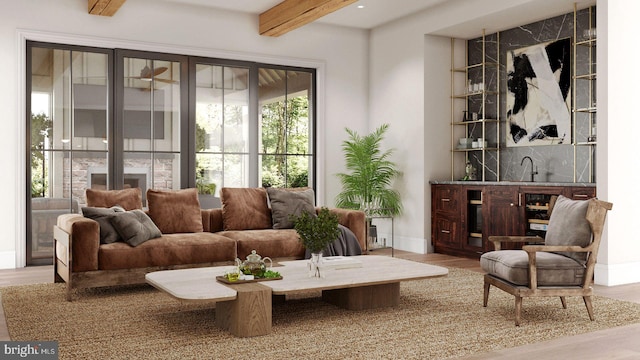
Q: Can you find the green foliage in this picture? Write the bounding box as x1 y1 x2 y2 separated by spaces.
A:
335 124 402 217
30 113 52 198
260 96 309 187
292 207 340 253
196 168 216 195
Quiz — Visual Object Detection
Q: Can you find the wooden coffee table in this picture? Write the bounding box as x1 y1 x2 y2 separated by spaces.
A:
145 255 448 337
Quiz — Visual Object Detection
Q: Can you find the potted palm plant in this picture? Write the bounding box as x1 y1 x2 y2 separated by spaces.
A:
335 124 402 249
335 124 402 217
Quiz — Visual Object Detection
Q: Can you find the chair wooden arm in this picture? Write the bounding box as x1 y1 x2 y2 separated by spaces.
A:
488 236 544 250
522 244 592 253
522 244 593 290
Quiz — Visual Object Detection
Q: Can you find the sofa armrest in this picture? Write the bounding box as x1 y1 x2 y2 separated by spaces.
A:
55 213 100 272
325 208 367 251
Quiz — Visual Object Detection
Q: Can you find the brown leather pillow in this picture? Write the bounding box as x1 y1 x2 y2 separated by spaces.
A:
86 188 143 211
220 187 272 230
147 188 203 234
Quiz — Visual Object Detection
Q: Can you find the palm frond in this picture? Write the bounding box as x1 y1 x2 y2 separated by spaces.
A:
335 124 402 217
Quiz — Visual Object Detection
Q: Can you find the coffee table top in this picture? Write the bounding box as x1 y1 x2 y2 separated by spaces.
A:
265 255 448 295
146 256 448 301
146 266 238 302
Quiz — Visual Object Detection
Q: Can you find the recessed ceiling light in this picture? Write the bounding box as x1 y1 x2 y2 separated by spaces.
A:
357 5 364 9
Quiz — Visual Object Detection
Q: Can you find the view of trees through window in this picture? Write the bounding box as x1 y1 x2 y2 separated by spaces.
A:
260 95 311 188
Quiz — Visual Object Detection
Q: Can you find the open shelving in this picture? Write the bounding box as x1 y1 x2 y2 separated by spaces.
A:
450 30 500 181
572 4 597 182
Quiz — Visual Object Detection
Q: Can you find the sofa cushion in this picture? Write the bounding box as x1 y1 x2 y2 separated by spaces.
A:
86 188 143 211
220 187 272 230
98 233 237 270
220 229 306 260
81 206 126 244
480 250 585 286
545 195 592 263
147 188 203 234
110 210 162 247
267 187 316 229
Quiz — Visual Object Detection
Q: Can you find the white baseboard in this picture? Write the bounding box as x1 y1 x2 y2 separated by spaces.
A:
595 261 640 286
385 235 426 254
0 251 17 269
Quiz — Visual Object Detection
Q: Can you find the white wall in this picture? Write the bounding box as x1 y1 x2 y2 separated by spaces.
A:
0 0 369 268
594 0 640 285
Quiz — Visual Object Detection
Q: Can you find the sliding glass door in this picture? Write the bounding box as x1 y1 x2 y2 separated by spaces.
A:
258 68 314 188
28 43 112 265
194 61 253 192
119 53 187 202
26 42 315 266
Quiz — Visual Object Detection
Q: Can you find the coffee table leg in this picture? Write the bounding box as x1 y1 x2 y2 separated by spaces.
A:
322 282 400 310
215 283 272 337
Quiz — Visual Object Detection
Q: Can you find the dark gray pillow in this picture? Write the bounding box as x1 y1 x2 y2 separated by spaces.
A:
545 195 592 263
267 188 316 229
81 206 125 244
110 210 162 247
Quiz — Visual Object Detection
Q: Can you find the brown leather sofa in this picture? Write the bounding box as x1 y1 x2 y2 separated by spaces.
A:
54 187 365 300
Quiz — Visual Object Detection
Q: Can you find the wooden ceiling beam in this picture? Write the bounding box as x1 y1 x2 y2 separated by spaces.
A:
259 0 358 37
88 0 126 17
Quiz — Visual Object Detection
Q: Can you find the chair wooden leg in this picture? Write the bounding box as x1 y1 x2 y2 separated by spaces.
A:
583 296 595 321
483 281 490 307
514 296 522 326
560 296 567 309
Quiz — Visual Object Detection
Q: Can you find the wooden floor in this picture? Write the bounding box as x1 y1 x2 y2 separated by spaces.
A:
1 251 639 359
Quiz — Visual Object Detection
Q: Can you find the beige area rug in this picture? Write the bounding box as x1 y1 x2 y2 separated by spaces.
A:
2 267 640 360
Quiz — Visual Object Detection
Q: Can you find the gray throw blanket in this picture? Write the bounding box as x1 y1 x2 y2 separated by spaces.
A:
304 224 362 259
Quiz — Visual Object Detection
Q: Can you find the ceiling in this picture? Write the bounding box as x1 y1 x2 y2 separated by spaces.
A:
160 0 450 29
159 0 596 38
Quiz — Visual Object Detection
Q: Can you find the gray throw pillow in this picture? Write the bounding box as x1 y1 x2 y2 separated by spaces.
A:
545 195 592 263
81 206 126 244
267 188 316 229
110 210 162 247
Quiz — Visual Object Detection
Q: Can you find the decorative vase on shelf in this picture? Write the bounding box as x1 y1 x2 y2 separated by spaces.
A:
308 252 324 278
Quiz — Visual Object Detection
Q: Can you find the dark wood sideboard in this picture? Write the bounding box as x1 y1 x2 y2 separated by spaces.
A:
430 182 596 258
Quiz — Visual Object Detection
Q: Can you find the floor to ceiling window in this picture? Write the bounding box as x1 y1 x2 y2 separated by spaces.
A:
258 68 314 188
26 41 316 266
28 43 112 265
118 52 188 202
194 61 253 192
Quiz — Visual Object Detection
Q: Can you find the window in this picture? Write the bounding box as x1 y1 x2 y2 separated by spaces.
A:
26 42 316 265
259 69 314 188
28 44 112 264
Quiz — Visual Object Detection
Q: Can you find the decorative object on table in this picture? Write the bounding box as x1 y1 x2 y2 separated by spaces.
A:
217 269 282 284
236 250 273 278
463 161 477 181
292 207 340 278
506 38 571 147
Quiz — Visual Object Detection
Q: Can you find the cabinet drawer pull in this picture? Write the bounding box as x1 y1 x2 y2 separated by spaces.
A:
441 198 450 202
441 230 450 234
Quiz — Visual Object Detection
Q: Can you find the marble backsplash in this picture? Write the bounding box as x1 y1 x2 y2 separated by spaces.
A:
465 6 596 183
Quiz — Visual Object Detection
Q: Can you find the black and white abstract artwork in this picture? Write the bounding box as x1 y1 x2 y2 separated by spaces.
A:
506 38 571 147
